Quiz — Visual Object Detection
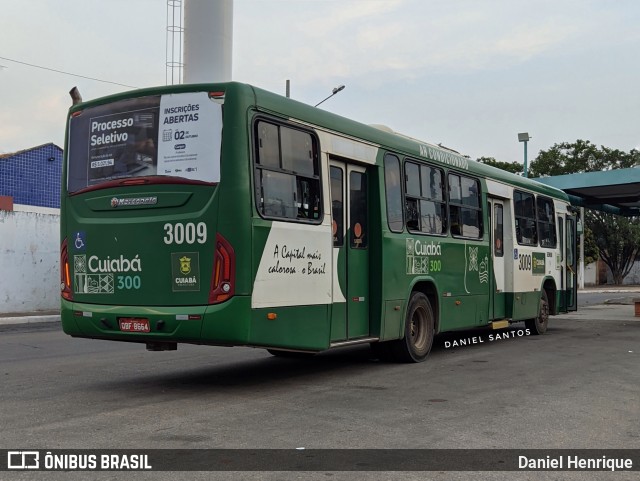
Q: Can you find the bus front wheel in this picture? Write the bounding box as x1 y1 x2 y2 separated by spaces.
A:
526 290 549 335
389 292 435 363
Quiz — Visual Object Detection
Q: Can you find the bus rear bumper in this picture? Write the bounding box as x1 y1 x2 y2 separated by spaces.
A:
61 297 251 345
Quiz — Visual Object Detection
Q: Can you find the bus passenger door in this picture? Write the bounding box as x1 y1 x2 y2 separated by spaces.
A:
329 161 370 341
565 215 578 311
489 198 506 319
557 214 566 312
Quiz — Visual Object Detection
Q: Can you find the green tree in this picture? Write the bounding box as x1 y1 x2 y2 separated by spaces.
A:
477 156 523 175
587 211 640 284
531 140 640 284
581 226 599 266
529 140 640 178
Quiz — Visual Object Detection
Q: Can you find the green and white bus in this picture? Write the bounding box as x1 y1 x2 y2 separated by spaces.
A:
61 82 578 362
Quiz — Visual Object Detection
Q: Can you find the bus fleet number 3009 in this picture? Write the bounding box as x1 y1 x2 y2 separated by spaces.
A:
163 222 207 245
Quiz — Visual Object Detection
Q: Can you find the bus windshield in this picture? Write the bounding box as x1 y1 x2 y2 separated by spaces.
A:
67 91 223 193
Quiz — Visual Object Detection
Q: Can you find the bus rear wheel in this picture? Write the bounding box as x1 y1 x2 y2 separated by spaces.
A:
388 292 435 363
526 290 549 335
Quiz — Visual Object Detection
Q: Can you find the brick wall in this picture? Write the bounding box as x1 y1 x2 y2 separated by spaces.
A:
0 143 62 208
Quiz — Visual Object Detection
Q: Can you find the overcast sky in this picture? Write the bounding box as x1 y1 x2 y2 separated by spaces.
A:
1 0 639 164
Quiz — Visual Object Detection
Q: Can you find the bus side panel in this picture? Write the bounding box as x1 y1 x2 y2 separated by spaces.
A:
439 295 485 331
61 302 81 335
367 164 384 339
509 250 558 320
506 291 541 320
201 297 252 344
379 233 408 341
415 239 489 331
249 305 330 350
382 300 405 340
250 219 333 350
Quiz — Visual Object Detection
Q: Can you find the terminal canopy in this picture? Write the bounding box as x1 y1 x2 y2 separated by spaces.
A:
535 167 640 217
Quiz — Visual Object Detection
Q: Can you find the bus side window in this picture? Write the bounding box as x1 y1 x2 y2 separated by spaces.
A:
558 216 564 262
405 198 419 231
260 170 296 218
494 204 504 257
350 171 367 248
537 196 557 248
330 166 344 246
404 159 446 235
254 120 321 223
296 178 320 219
514 190 537 246
448 174 482 239
384 154 404 232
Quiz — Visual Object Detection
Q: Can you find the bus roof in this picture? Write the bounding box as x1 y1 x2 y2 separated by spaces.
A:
68 81 570 202
248 83 570 202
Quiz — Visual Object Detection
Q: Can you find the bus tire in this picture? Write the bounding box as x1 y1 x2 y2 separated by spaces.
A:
388 292 435 363
526 290 549 335
266 349 316 359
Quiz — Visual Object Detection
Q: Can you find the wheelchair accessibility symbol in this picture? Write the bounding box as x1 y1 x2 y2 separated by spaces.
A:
74 232 86 251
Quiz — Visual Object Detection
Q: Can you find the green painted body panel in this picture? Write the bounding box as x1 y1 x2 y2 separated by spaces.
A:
493 292 507 319
64 184 218 307
404 236 491 332
382 300 405 340
346 246 370 338
505 291 542 320
330 235 370 341
329 302 347 342
330 243 347 342
250 305 330 350
201 297 252 344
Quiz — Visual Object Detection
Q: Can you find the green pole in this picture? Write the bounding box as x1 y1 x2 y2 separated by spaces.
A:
523 140 528 178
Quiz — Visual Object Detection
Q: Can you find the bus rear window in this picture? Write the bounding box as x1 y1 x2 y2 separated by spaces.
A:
67 92 222 193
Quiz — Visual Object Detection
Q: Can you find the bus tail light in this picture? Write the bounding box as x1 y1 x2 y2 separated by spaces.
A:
60 238 73 301
209 233 235 304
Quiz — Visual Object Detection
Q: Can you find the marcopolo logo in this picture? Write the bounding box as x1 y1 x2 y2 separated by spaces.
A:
111 197 158 208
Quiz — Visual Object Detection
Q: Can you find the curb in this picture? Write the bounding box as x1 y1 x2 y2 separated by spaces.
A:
0 315 61 326
578 289 640 294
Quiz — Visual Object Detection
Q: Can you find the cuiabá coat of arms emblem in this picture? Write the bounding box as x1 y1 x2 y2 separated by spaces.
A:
179 256 191 275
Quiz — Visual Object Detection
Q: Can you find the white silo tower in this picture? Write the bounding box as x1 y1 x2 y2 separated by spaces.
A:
183 0 233 83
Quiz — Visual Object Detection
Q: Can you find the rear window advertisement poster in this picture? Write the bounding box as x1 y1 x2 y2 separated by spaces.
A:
88 107 159 183
71 91 222 191
156 92 222 183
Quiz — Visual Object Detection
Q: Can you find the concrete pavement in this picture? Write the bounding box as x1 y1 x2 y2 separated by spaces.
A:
2 285 640 326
